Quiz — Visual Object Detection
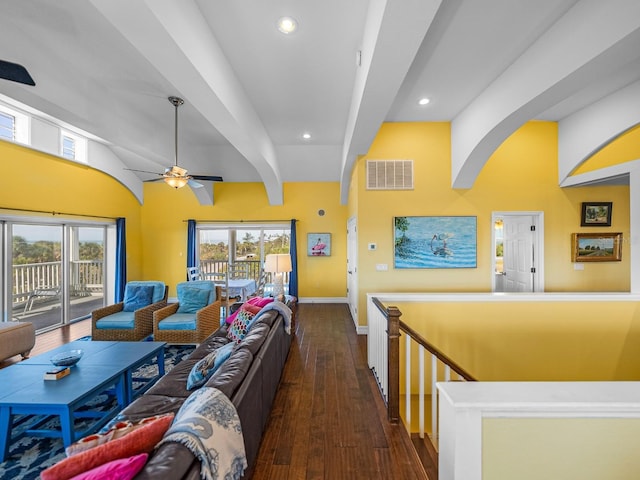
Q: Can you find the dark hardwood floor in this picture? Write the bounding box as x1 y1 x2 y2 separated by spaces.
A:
0 304 429 479
252 303 428 480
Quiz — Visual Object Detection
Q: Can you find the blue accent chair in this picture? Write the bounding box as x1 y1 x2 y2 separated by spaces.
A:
153 281 221 344
92 281 168 341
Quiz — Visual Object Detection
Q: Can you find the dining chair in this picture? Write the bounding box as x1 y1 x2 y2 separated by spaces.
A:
228 263 249 279
186 266 202 281
207 271 234 318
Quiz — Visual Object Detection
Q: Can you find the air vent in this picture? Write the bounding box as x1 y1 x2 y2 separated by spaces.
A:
366 160 413 190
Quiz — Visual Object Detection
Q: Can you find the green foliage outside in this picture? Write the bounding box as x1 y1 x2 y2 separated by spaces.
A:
12 236 103 264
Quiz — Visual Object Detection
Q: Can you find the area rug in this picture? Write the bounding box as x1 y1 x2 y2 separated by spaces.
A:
0 344 195 480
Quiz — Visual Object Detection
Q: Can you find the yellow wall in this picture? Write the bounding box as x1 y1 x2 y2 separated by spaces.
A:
397 300 640 383
140 181 348 297
483 417 640 479
574 124 640 174
0 141 145 279
353 122 631 325
0 141 348 298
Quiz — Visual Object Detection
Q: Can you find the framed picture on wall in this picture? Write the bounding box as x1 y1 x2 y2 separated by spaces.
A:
571 232 622 262
394 216 477 269
581 202 612 226
308 233 331 256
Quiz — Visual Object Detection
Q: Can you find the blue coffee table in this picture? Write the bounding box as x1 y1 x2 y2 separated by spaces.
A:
0 340 166 461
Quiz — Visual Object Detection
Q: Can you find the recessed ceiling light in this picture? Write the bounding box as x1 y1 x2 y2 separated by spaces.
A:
419 97 430 106
277 16 298 34
302 132 311 140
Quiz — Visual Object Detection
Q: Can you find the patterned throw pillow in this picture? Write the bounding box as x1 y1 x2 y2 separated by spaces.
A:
227 309 258 344
186 342 235 390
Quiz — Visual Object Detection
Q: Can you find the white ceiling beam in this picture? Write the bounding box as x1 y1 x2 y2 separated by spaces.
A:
558 80 640 182
451 0 640 189
90 0 283 205
339 0 441 204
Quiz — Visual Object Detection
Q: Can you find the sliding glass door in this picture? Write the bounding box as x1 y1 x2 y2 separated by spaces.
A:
3 220 109 332
11 224 63 330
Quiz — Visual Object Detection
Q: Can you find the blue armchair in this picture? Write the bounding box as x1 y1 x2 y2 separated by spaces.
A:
92 281 168 341
153 281 221 344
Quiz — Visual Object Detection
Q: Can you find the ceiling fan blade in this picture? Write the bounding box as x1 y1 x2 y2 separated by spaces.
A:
124 168 163 176
0 60 35 86
187 179 204 188
143 178 166 183
190 175 223 182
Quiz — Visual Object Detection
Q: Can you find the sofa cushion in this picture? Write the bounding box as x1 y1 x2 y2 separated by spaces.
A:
186 342 235 390
123 284 154 312
176 287 210 314
235 322 269 356
205 348 254 399
156 313 196 331
95 311 135 330
145 358 200 398
115 395 187 424
189 335 231 361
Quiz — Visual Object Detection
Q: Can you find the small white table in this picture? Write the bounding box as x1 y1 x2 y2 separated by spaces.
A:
227 279 257 301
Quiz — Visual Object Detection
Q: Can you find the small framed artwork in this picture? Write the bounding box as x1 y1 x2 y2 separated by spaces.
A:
571 232 622 262
308 233 331 256
581 202 612 226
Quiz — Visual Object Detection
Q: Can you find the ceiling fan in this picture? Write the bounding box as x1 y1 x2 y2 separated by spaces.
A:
0 59 35 86
127 96 223 189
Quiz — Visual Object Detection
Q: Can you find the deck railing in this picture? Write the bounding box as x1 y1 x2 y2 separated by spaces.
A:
12 260 104 304
199 259 290 286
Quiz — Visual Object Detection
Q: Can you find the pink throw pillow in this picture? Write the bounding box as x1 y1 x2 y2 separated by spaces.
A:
68 453 148 480
41 414 173 480
225 297 274 325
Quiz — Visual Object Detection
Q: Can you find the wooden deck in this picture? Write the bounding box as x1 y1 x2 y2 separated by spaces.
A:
1 303 430 479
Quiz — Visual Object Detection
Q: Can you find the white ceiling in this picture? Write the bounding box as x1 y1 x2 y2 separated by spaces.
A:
0 0 639 204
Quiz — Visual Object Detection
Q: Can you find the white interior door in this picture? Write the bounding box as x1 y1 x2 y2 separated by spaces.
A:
503 215 538 292
347 217 358 324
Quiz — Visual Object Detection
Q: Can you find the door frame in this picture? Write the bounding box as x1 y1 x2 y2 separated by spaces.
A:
347 216 358 326
491 211 544 293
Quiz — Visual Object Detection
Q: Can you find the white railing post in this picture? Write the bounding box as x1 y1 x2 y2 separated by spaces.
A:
432 353 438 441
419 344 425 439
405 333 411 431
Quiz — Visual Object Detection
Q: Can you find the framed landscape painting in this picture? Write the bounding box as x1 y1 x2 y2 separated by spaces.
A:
572 232 622 262
394 216 477 269
581 202 612 226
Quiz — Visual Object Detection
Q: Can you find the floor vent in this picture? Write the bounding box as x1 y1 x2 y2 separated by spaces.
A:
366 160 414 190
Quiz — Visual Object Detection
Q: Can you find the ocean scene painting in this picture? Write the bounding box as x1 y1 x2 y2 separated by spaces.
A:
394 216 477 269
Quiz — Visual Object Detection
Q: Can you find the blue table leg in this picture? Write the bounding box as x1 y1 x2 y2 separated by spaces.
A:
0 407 13 461
157 346 165 377
59 407 75 447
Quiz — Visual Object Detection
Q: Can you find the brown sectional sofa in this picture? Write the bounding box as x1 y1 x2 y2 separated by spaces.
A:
113 305 292 479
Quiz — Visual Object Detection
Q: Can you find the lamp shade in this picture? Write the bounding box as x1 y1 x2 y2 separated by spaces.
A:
264 253 292 273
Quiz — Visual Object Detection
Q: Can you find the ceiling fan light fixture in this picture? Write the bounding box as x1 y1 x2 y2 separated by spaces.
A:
164 176 188 189
277 16 298 34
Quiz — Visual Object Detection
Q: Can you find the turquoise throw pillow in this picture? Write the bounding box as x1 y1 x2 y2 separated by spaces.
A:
186 342 235 390
177 287 211 314
122 285 154 312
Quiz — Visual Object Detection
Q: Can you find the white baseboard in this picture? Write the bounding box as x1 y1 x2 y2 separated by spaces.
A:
296 297 348 304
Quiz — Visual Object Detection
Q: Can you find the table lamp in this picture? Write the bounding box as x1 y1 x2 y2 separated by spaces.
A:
264 253 292 297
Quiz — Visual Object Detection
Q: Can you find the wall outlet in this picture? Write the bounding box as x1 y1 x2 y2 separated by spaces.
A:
573 263 584 270
376 263 388 271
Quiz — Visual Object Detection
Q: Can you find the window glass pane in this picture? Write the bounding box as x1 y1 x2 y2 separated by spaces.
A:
199 228 229 277
12 224 63 330
62 135 76 159
69 226 105 321
0 111 15 140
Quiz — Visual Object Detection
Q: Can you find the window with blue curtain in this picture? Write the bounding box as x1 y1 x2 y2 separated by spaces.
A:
115 217 127 302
